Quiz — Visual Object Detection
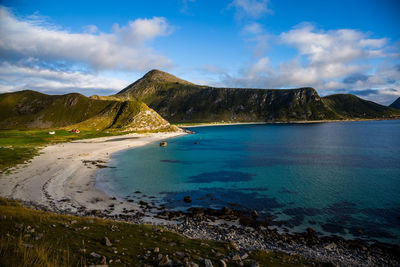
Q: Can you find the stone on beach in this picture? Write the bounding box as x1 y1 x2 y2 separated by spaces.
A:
184 196 192 203
204 259 213 267
102 236 112 247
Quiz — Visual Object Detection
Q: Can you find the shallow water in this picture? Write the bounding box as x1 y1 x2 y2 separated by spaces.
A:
96 120 400 244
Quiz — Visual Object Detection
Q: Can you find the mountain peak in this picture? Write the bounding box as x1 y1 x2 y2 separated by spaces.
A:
117 69 193 96
141 69 192 84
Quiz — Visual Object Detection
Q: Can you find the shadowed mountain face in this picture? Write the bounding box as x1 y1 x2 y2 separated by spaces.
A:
390 97 400 109
0 90 171 131
116 70 395 122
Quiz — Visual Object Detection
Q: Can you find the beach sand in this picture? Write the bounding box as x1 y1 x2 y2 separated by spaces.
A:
0 131 186 216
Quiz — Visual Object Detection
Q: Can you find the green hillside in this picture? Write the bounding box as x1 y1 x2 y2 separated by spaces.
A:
322 94 394 119
0 90 171 131
116 70 396 122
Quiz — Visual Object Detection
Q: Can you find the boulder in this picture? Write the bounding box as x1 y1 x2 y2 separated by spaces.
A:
102 236 112 247
204 259 213 267
159 255 173 266
184 196 192 203
251 210 259 218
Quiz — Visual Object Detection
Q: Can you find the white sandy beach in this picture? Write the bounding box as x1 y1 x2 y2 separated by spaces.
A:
0 131 185 216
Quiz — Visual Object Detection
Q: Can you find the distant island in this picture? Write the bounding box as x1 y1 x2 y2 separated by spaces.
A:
0 69 399 131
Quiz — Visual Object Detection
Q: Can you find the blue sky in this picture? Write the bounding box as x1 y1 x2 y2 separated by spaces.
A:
0 0 399 104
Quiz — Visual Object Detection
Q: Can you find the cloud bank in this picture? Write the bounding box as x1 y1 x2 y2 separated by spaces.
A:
0 6 173 95
221 23 400 104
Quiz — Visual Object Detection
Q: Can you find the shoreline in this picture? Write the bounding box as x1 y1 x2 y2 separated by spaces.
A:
0 130 186 217
176 117 400 128
1 127 399 266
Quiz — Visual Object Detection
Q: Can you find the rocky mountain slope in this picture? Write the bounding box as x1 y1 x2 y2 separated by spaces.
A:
116 70 395 122
389 97 400 109
0 90 171 131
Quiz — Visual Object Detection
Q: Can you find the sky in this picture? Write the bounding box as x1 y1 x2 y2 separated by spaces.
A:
0 0 399 104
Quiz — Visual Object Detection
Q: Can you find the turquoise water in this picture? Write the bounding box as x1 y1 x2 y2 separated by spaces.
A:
96 120 400 243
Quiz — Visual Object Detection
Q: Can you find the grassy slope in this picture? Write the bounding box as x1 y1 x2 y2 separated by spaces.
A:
0 90 114 129
0 90 171 132
0 197 325 267
322 94 394 119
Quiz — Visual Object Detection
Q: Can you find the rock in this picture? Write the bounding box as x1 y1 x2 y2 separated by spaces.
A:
204 259 213 267
102 236 112 247
218 259 227 267
251 262 260 267
160 141 167 147
230 241 239 251
324 243 337 250
186 262 199 267
306 227 316 236
175 251 185 258
89 265 108 267
101 256 107 264
221 206 232 215
251 210 259 218
159 255 172 266
90 252 101 258
240 252 249 260
35 233 43 240
232 254 241 261
154 247 160 253
22 243 33 248
184 196 192 203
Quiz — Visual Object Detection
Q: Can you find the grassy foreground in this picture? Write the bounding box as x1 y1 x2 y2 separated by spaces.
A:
0 197 326 267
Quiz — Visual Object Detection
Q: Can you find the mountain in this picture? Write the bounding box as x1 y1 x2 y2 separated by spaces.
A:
322 94 394 119
0 90 172 131
116 70 394 122
389 97 400 109
2 70 396 130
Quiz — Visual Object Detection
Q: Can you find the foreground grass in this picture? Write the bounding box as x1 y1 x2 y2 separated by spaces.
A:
0 198 325 266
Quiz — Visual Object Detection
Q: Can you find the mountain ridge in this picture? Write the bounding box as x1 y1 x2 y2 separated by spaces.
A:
0 70 398 130
116 70 395 123
0 90 172 131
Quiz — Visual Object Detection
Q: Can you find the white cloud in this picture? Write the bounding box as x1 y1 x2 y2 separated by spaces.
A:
229 0 271 20
224 24 394 87
242 22 263 35
0 6 173 71
0 61 129 95
280 25 388 65
83 25 98 34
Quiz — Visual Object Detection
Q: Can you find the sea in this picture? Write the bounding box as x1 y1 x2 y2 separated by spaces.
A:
96 120 400 244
